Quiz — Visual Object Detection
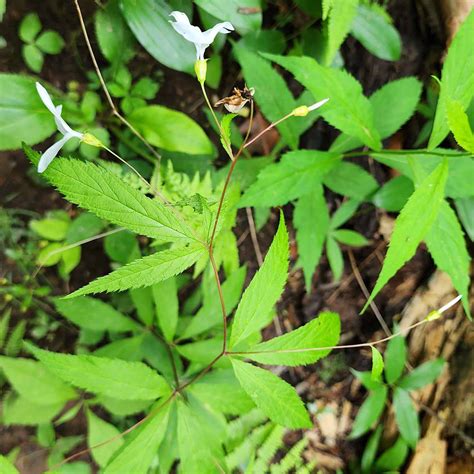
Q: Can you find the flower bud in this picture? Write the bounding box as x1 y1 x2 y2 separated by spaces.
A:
81 132 104 148
292 105 309 117
194 59 208 84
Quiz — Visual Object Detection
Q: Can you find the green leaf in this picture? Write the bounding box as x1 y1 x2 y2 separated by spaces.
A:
371 346 384 382
194 0 262 35
240 150 340 207
364 161 448 310
26 343 170 400
294 184 329 290
120 0 194 73
350 369 384 391
372 175 414 212
59 246 81 276
129 105 215 156
177 398 226 473
429 9 474 149
104 230 139 264
30 218 69 241
68 243 205 297
65 213 104 244
220 112 237 157
188 369 255 415
234 46 312 150
425 200 471 317
0 455 19 474
264 54 382 150
332 229 369 247
398 358 445 391
0 356 76 404
23 44 43 72
384 335 407 384
0 74 56 150
104 402 170 474
230 213 288 348
244 311 340 366
455 197 474 241
393 387 419 448
3 394 64 426
152 277 178 341
237 30 286 55
361 425 383 474
131 77 159 99
323 161 379 200
54 296 139 332
231 359 312 429
331 77 422 153
95 0 135 65
93 335 144 361
323 0 358 65
375 437 409 471
36 30 64 54
350 385 388 438
130 287 154 326
351 4 401 61
446 99 474 152
326 236 344 280
87 410 123 467
24 148 198 243
330 198 360 230
19 12 41 42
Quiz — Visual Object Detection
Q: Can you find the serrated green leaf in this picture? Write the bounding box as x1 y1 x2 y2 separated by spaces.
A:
55 296 139 332
398 358 444 391
152 277 178 341
19 12 41 42
323 0 358 65
23 147 199 243
234 46 314 150
104 402 170 474
0 356 76 404
364 161 448 311
36 30 64 54
294 184 329 290
220 113 237 157
425 200 471 317
4 321 25 357
455 196 474 241
240 150 340 207
93 335 144 361
230 213 288 348
429 9 474 149
231 359 312 429
26 343 169 400
244 311 340 366
3 394 64 426
371 346 384 382
384 335 406 384
68 243 205 297
323 161 379 200
331 77 422 153
351 4 401 61
263 54 382 150
393 387 419 448
446 99 474 152
350 385 388 438
87 410 123 467
372 175 414 212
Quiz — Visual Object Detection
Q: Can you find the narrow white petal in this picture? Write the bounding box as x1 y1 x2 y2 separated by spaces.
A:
53 104 82 138
169 11 204 44
201 21 234 44
438 294 462 314
308 98 330 111
37 135 70 173
36 82 61 117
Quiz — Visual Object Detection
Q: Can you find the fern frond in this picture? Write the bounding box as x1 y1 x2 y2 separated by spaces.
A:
270 437 309 474
252 425 286 473
226 408 268 450
4 320 25 357
0 309 11 350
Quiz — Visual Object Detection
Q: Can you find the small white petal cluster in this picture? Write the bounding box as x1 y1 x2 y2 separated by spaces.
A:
36 82 83 173
169 11 234 60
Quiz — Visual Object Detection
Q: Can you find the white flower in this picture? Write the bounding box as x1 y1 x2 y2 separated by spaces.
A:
35 82 83 173
169 11 234 60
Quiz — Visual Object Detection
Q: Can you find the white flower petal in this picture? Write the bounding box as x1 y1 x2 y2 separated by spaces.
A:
36 82 60 117
37 135 70 173
201 21 234 44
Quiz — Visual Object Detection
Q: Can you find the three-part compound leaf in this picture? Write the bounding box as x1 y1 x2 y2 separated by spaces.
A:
231 359 312 429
